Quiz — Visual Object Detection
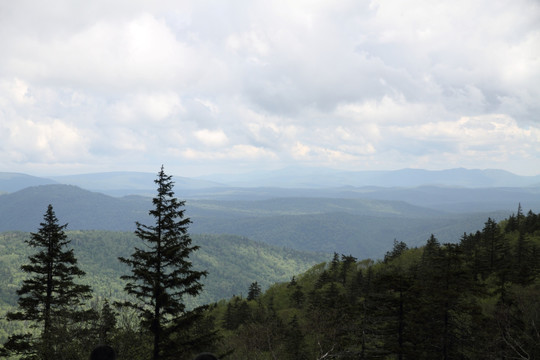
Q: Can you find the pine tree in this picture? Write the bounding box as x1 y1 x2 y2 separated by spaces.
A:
288 277 304 308
375 249 414 359
339 254 357 285
284 315 308 360
482 217 502 272
117 166 213 360
97 299 118 344
0 204 93 360
222 302 236 330
512 231 534 285
247 282 262 301
384 239 408 263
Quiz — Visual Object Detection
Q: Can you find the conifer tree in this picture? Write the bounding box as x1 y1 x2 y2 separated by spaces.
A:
247 282 262 301
96 299 118 344
482 217 503 272
117 166 212 360
284 315 308 360
0 204 93 360
384 239 408 263
288 277 304 308
339 254 357 284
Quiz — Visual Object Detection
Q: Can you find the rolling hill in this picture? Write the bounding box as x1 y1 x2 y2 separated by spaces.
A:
0 230 330 320
0 184 522 259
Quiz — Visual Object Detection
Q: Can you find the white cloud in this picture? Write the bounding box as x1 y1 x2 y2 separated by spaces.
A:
0 0 539 176
0 79 34 106
182 144 277 161
2 13 206 93
108 92 183 123
0 117 90 163
194 129 228 147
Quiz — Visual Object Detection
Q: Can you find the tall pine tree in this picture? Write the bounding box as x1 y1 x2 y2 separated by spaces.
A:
0 204 93 360
117 166 213 360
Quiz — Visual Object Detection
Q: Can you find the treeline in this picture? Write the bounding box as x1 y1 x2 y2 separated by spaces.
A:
207 207 540 359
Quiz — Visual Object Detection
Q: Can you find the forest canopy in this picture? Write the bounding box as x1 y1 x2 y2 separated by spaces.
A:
0 205 538 359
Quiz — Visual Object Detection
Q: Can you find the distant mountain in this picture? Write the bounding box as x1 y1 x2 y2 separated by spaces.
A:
2 168 539 196
0 184 440 233
196 167 540 188
332 185 540 213
0 184 151 232
0 184 520 259
163 185 540 214
0 172 57 193
50 171 224 196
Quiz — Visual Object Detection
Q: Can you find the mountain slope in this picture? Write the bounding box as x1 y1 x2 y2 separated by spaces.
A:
0 173 57 193
196 167 540 188
50 171 224 196
0 185 149 231
334 185 540 213
0 184 519 259
189 210 511 257
0 230 329 312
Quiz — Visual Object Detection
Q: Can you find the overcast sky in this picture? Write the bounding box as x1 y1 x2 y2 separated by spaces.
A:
1 0 539 177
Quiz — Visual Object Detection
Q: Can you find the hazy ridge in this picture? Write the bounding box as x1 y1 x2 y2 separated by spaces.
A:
1 168 539 259
2 168 540 196
0 183 531 259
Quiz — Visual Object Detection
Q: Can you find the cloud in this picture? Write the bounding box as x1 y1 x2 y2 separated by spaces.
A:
108 92 183 123
4 15 203 92
0 117 90 163
182 144 278 161
194 129 229 147
0 0 539 176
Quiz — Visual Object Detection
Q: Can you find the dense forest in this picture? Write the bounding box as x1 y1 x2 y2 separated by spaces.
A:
0 231 326 311
1 208 538 359
206 208 540 359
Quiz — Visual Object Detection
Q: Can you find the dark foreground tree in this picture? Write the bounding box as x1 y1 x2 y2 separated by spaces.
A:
0 204 93 360
118 166 214 360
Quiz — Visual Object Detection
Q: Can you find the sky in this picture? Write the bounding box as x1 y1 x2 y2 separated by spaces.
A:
0 0 539 177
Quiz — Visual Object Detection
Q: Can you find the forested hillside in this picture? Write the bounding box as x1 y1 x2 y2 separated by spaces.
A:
0 184 522 259
0 231 328 345
1 208 539 358
207 210 540 359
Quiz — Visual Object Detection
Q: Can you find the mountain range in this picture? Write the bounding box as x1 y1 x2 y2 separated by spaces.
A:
1 168 539 259
196 167 540 188
0 183 535 259
2 168 540 196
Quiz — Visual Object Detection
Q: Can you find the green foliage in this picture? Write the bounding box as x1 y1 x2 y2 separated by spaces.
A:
0 230 327 348
210 209 540 359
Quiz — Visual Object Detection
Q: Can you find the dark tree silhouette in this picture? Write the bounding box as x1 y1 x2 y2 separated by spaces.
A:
247 282 262 301
118 166 213 360
0 204 92 360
